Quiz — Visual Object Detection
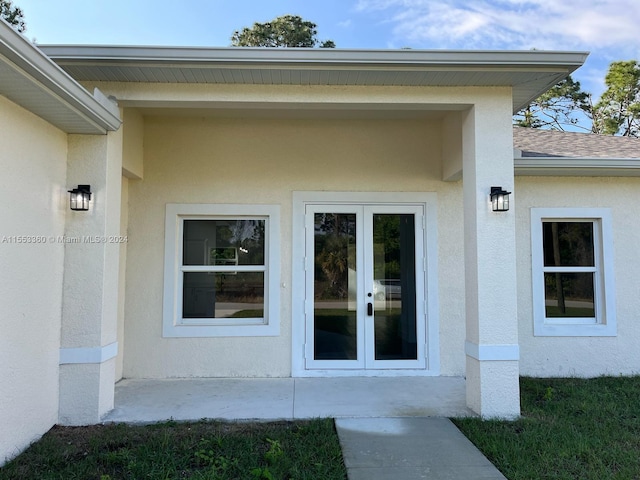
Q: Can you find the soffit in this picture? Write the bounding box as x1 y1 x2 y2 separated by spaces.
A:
0 21 121 134
40 46 589 113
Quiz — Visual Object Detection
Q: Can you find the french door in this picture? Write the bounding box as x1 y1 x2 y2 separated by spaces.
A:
304 204 427 370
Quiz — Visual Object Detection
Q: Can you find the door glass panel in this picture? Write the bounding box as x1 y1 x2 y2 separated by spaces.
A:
372 214 417 360
313 213 357 360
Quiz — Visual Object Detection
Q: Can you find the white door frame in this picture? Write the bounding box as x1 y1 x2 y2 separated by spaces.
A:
291 191 440 377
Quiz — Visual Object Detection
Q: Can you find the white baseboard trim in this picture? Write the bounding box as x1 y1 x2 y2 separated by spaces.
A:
59 342 118 365
465 341 519 361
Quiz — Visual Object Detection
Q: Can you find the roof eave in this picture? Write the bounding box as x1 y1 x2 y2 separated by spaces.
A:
39 45 589 69
0 19 121 134
41 45 588 114
515 156 640 177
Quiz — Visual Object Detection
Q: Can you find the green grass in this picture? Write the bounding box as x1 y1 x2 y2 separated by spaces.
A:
4 378 640 479
0 419 347 480
453 376 640 480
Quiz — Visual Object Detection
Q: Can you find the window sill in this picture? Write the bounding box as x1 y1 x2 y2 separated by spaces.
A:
534 322 616 337
163 322 280 338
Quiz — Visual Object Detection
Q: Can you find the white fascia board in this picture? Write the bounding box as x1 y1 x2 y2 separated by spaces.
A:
0 19 121 133
40 44 589 70
515 157 640 177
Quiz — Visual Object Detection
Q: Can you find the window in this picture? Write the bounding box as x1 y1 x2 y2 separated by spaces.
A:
163 204 280 337
531 208 616 336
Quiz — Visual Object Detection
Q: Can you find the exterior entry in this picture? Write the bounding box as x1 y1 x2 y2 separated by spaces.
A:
297 193 439 374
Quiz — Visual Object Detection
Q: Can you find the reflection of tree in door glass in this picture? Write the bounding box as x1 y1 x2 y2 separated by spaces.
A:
313 213 357 360
314 213 356 300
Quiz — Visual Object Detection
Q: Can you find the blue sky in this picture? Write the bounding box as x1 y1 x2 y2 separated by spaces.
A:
14 0 640 100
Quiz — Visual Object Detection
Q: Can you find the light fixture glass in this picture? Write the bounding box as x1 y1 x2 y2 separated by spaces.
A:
490 186 511 212
68 184 92 211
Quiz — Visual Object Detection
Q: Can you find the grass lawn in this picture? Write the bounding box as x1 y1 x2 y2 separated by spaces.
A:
0 418 347 480
2 377 639 479
453 376 640 480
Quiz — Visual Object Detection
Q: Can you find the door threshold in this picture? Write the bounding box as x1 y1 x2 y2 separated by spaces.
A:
294 369 440 378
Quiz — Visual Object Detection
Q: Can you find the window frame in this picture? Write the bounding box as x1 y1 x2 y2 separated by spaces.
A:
163 203 280 338
531 208 616 337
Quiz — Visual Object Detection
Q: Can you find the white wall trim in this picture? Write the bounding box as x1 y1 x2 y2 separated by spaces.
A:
162 203 281 338
530 208 617 337
59 342 118 365
465 341 520 361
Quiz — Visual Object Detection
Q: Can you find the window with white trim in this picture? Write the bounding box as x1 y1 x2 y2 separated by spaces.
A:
163 204 280 337
531 208 616 336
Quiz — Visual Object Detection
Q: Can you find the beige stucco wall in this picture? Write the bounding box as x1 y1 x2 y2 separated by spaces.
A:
116 176 129 380
0 95 67 463
516 176 640 377
123 114 467 378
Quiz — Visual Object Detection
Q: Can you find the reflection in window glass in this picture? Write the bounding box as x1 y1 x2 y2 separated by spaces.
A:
183 272 264 319
372 214 417 361
313 213 357 360
541 221 596 320
183 220 265 266
544 272 595 318
543 222 594 267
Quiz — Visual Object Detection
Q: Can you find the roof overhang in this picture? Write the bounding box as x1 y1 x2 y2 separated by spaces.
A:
0 20 121 134
515 156 640 177
39 45 589 113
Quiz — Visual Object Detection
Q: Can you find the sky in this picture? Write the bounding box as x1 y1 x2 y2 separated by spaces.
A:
13 0 640 101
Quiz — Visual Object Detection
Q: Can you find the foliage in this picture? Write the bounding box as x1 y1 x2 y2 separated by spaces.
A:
514 76 589 131
317 234 351 298
516 61 640 137
0 0 25 32
0 419 347 479
314 213 355 300
454 376 640 479
591 60 640 136
231 14 335 48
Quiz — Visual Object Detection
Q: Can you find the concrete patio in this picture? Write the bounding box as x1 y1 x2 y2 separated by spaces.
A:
103 376 474 423
103 376 511 480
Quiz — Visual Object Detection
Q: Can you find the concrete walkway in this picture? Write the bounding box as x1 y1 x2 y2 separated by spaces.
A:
337 417 506 480
104 377 506 479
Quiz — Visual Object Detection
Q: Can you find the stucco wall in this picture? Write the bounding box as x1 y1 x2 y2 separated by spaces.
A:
0 95 67 463
116 176 129 381
123 114 467 378
516 176 640 377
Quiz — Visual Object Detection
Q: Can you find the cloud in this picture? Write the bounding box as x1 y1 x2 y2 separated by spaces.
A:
337 19 353 28
355 0 640 55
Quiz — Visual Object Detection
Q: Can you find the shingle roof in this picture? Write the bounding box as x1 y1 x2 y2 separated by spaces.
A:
513 127 640 159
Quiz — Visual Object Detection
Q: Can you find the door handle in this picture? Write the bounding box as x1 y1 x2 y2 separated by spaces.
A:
367 302 373 316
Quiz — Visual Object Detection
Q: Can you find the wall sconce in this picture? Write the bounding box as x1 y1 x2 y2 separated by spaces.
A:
490 186 511 212
68 185 91 211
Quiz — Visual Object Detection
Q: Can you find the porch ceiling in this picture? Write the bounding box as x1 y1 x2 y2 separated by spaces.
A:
40 46 588 113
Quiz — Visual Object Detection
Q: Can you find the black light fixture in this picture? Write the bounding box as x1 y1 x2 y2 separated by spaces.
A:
490 186 511 212
68 185 92 211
